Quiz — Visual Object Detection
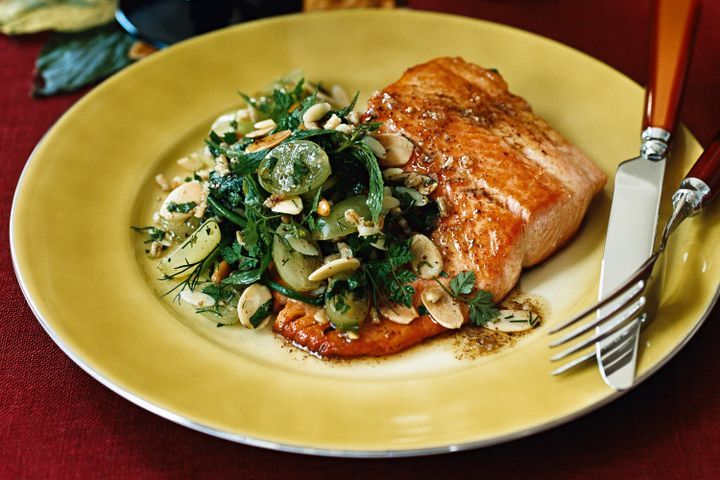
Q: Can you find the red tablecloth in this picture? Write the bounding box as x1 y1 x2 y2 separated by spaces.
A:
2 1 719 478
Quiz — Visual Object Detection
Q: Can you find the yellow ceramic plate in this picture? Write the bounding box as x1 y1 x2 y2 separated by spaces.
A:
11 10 718 456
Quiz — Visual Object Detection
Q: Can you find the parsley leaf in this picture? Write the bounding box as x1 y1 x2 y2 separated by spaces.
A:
443 271 500 326
166 201 196 213
450 271 475 296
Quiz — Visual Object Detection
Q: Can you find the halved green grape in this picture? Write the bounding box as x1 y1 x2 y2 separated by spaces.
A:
312 196 371 240
258 140 331 196
324 277 369 333
272 224 323 292
158 219 221 279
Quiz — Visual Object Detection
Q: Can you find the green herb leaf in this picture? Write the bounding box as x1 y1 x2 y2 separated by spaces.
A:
249 298 273 327
165 201 197 214
450 271 475 296
131 225 165 243
33 22 135 96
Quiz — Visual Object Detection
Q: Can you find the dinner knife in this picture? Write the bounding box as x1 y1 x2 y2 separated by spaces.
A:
596 0 699 390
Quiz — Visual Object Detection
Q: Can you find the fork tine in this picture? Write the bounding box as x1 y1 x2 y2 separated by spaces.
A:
550 297 645 362
551 350 596 375
599 318 644 375
549 283 645 347
551 318 643 375
547 252 658 335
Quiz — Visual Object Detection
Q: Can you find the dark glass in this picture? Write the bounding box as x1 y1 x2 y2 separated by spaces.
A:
116 0 302 47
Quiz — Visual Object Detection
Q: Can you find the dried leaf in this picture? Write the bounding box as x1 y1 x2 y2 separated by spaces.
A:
33 22 135 96
0 0 116 35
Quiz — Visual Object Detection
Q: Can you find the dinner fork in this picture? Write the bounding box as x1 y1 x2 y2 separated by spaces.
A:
548 130 720 375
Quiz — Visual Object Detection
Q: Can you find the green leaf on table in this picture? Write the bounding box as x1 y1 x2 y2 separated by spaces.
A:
32 22 135 97
0 0 116 35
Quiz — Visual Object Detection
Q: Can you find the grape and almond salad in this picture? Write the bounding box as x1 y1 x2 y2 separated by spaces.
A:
134 74 538 350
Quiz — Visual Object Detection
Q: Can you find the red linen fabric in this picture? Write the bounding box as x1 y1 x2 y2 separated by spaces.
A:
1 1 719 478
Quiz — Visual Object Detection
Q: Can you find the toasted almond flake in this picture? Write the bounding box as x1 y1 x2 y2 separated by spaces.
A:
159 181 203 222
155 174 170 191
323 114 342 130
403 172 423 188
214 155 230 176
307 257 361 282
410 234 443 279
343 208 362 226
422 288 463 329
374 133 414 166
253 118 276 130
211 112 237 136
177 152 206 171
245 125 274 138
180 291 216 308
237 284 273 329
379 302 418 325
382 168 407 182
302 102 332 123
334 123 353 135
149 241 164 258
265 195 303 215
245 129 291 153
346 111 360 125
337 242 353 259
236 231 245 247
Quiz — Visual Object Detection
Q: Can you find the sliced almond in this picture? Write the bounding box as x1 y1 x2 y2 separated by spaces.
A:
422 287 463 329
253 119 276 130
245 125 274 138
361 135 386 159
373 133 414 166
245 129 291 153
237 283 273 329
177 152 207 171
379 302 418 325
382 167 407 182
410 234 443 279
307 257 361 282
159 181 203 222
323 114 342 130
302 102 332 123
266 195 303 215
180 291 216 308
483 309 538 333
211 112 237 136
334 124 353 135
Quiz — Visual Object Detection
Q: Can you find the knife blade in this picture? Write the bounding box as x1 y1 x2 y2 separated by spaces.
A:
596 0 699 390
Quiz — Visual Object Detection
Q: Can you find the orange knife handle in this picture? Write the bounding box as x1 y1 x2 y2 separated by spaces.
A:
642 0 699 134
684 130 720 205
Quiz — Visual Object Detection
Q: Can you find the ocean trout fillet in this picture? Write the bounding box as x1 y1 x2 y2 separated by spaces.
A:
274 57 606 357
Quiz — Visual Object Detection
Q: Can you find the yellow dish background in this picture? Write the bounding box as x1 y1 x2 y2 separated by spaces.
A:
11 10 717 456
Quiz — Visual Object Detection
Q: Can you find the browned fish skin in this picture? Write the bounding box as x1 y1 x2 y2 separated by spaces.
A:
274 299 447 357
273 57 606 357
